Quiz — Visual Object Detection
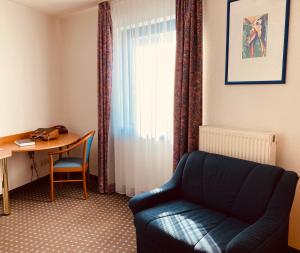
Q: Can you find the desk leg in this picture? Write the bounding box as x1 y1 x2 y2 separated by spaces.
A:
28 152 39 181
1 158 10 215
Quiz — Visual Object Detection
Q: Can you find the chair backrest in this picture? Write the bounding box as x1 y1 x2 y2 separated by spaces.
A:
81 131 95 164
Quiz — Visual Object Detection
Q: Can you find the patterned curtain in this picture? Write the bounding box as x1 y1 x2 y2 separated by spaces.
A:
98 2 115 193
173 0 203 169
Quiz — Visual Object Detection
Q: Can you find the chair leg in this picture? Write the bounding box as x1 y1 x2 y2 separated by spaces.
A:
82 170 88 200
50 161 55 201
50 173 55 201
86 164 90 189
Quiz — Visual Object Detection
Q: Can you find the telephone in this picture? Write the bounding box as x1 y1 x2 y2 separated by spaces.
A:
30 125 68 141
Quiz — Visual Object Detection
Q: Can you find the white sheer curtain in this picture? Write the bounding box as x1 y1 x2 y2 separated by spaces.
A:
110 0 176 196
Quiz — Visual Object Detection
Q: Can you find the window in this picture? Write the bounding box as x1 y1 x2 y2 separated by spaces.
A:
112 19 176 142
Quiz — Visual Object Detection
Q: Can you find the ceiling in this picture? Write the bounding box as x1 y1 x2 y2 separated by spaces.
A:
11 0 100 16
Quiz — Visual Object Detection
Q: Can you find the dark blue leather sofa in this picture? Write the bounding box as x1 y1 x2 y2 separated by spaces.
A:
129 151 298 253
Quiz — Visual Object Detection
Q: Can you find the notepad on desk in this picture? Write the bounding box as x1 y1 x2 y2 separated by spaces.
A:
14 139 35 147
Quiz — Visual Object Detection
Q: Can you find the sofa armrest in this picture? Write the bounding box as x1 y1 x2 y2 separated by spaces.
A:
128 181 178 215
128 153 189 215
226 171 298 253
226 217 287 253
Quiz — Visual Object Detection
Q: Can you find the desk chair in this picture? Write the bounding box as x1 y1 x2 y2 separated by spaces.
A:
48 130 95 201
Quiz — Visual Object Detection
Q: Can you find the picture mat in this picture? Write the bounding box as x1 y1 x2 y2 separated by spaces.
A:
227 0 286 82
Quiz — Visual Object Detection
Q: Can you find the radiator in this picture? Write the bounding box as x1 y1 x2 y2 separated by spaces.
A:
199 126 276 165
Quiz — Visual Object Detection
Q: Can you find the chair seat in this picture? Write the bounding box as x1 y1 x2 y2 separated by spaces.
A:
54 157 83 168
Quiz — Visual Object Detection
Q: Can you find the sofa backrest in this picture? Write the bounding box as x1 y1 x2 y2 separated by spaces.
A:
180 151 285 223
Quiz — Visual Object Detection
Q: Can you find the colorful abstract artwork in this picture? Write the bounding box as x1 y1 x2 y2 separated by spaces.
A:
242 14 268 59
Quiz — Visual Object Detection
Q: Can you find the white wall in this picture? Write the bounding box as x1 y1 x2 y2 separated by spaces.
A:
58 8 98 175
0 1 98 196
0 0 62 193
203 0 300 249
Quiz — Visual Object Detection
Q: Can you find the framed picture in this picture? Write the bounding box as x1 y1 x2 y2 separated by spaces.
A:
225 0 290 84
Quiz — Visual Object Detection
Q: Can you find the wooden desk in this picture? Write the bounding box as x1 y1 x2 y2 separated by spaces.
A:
0 132 79 215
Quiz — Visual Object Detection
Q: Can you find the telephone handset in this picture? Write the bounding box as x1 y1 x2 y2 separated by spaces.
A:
52 125 68 134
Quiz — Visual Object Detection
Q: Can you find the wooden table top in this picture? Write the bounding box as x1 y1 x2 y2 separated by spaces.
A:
0 133 80 155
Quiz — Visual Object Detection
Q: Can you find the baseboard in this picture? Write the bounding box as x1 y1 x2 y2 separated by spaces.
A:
290 247 300 253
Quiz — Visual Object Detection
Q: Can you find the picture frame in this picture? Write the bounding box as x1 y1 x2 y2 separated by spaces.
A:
225 0 290 85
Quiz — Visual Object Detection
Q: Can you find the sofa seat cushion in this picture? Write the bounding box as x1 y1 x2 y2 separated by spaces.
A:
145 207 225 252
134 199 201 234
194 217 249 253
144 207 249 253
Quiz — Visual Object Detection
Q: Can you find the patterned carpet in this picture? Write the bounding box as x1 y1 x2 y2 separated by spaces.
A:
0 178 136 253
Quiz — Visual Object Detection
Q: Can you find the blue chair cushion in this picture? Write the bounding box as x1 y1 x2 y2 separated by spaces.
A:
54 157 83 168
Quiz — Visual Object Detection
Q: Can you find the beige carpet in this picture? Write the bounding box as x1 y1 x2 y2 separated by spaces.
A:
0 178 136 253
